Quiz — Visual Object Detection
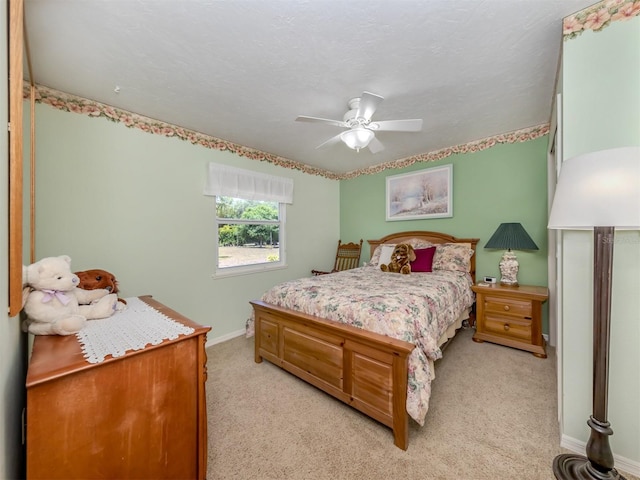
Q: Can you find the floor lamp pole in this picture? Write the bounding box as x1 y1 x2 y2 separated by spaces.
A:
553 226 624 480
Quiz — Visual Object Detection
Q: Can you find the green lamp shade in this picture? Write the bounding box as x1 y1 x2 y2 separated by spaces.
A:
485 223 538 251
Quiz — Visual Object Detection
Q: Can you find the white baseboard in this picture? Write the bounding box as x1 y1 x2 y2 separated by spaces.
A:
561 434 640 477
205 328 246 349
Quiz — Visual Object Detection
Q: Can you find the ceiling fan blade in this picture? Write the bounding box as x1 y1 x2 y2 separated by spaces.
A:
371 119 423 132
296 115 347 128
368 136 385 154
356 91 384 121
315 132 343 149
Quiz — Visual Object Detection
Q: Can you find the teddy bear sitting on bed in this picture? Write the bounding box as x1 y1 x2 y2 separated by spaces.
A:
380 243 416 274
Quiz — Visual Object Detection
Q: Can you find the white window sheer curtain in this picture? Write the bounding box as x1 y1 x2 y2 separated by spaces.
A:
203 163 294 204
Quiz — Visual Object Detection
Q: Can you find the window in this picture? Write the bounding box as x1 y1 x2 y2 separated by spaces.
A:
203 163 293 276
215 196 285 273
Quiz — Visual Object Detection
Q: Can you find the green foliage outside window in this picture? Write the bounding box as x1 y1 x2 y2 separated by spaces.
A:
216 197 279 247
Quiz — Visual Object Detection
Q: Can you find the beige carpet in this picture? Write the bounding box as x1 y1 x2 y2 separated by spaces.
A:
205 327 635 480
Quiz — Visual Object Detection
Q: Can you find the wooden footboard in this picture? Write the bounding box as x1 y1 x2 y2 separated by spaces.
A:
251 300 415 450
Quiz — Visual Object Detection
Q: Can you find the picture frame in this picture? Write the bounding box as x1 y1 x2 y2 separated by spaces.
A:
386 164 453 221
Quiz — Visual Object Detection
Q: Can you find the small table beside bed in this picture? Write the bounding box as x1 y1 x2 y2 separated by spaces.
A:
249 230 479 450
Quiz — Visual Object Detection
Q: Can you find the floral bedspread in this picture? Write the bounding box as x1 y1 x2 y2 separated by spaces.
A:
248 267 475 425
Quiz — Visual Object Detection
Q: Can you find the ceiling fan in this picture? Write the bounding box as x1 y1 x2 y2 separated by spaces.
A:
296 91 423 153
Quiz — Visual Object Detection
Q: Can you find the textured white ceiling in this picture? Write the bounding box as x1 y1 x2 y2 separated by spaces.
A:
24 0 596 175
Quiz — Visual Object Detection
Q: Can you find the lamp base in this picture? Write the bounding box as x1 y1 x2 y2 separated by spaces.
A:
498 250 519 286
553 454 625 480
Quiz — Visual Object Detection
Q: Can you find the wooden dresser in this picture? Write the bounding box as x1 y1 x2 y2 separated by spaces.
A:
472 283 548 358
25 295 211 479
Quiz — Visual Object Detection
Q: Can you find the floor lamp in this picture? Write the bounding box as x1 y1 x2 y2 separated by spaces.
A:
548 146 640 480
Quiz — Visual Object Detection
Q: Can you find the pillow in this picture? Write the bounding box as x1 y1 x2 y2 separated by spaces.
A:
369 243 395 266
432 243 474 273
410 246 436 272
407 239 434 250
376 244 396 267
369 240 435 266
369 244 387 266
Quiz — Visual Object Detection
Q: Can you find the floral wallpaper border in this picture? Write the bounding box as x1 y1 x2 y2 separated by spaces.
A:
563 0 640 39
340 124 550 179
24 84 550 180
26 85 342 179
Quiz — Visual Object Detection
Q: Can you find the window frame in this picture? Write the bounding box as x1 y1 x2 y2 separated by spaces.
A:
213 196 287 278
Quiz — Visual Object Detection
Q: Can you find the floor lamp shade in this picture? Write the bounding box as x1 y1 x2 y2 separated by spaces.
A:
548 146 640 230
548 146 640 480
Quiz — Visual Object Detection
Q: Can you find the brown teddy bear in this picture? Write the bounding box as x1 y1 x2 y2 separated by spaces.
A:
380 243 416 274
75 269 127 305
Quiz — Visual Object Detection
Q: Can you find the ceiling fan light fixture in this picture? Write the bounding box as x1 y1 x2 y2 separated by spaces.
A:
340 127 374 152
297 91 421 152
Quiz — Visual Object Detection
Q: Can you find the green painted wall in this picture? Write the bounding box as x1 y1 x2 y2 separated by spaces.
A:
561 16 640 463
26 104 340 342
340 137 551 330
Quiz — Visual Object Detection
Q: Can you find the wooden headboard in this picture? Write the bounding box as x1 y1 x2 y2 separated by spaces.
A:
367 230 480 284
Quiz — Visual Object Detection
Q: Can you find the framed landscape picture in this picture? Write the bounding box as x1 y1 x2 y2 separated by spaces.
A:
386 164 453 221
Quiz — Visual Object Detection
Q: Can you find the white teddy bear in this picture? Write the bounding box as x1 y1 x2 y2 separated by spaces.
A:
22 255 119 335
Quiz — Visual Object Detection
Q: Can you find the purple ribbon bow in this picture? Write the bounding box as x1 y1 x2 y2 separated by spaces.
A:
41 289 71 305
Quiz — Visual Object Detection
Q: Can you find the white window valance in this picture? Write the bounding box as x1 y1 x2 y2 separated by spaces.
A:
203 163 294 204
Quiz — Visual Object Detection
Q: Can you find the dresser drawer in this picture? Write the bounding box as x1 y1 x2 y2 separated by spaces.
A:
484 314 532 342
484 295 532 318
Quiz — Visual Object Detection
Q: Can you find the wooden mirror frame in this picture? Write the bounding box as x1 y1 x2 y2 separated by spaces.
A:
8 0 24 317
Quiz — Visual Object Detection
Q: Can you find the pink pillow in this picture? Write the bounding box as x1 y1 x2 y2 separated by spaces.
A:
411 246 436 272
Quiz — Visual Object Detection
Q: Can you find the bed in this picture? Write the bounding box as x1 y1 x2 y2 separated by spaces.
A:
249 231 479 450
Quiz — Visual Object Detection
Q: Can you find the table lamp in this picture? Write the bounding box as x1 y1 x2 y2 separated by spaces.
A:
484 222 538 286
548 146 640 480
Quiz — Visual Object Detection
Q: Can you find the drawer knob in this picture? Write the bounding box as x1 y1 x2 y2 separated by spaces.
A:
504 324 510 331
503 305 510 311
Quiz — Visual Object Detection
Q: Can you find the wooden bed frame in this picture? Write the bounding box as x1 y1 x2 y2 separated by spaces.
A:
251 231 479 450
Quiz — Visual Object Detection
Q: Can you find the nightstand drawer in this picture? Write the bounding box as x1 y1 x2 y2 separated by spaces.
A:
484 295 532 318
484 314 532 342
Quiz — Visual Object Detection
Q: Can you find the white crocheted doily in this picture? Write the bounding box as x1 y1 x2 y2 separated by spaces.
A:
76 297 195 364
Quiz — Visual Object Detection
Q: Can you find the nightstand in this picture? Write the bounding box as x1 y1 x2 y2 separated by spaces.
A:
472 283 549 358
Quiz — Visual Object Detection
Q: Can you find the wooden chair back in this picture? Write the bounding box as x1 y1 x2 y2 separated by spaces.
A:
312 239 363 275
